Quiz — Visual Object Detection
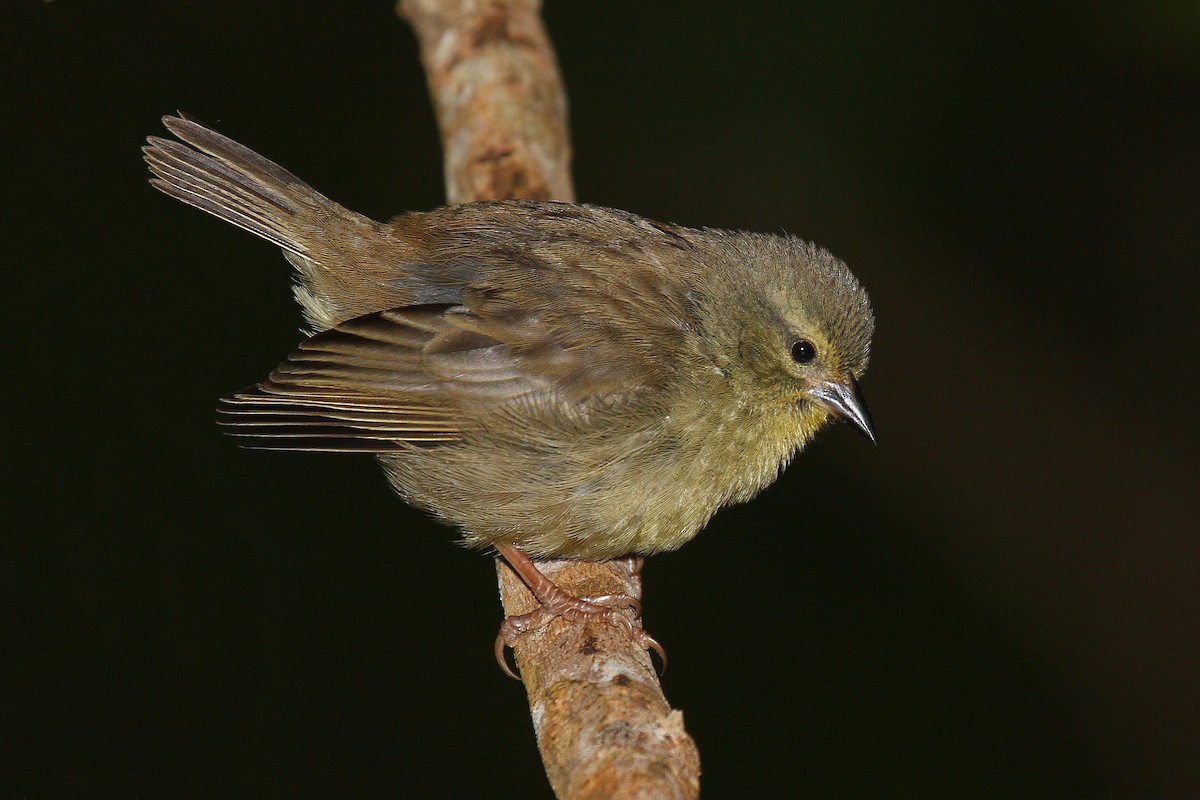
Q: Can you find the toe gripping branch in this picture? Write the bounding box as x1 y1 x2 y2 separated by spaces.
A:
493 545 666 679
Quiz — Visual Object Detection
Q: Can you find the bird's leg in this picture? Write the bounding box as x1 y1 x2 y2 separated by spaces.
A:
494 544 664 678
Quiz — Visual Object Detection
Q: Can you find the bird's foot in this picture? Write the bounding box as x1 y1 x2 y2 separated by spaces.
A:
493 544 665 679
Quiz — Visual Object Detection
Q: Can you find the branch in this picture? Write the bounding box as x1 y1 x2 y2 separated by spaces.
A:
401 0 574 205
397 1 700 798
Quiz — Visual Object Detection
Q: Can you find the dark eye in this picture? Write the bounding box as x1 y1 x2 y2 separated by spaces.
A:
790 339 817 364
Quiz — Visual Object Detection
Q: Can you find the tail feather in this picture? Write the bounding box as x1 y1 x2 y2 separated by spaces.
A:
144 114 407 328
144 114 349 259
145 136 304 254
161 114 310 203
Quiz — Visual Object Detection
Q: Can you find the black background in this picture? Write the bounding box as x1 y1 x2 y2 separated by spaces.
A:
4 1 1198 797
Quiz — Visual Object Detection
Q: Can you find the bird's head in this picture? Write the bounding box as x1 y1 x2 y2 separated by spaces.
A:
702 232 876 443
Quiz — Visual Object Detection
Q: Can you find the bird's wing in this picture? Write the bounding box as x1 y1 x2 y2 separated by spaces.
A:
216 288 691 451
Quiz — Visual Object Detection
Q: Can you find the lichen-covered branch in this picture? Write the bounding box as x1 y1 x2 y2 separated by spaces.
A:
396 1 700 798
400 0 574 205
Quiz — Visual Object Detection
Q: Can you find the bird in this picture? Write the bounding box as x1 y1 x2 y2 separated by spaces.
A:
144 114 875 669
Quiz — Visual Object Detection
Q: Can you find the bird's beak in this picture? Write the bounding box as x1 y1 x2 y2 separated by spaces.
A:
808 376 876 444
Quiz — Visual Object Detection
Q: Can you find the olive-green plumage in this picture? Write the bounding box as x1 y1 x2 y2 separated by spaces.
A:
145 115 874 561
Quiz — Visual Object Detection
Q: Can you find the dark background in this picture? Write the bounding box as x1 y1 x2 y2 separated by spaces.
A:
4 1 1197 797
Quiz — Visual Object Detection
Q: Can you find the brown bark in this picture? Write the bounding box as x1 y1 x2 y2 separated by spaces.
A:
397 2 700 798
401 0 574 205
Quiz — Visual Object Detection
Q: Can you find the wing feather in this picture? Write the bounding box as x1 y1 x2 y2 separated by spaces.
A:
215 207 710 452
217 305 553 451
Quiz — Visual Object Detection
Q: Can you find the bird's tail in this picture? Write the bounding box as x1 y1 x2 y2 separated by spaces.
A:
144 114 399 328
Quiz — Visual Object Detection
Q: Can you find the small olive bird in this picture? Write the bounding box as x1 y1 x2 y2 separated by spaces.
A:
144 115 875 666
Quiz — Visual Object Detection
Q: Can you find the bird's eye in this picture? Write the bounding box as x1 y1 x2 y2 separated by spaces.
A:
790 339 818 364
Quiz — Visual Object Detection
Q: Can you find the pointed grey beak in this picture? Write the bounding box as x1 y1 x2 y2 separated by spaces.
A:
809 376 876 444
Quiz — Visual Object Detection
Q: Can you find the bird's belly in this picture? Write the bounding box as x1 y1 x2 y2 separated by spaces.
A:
379 405 805 560
376 439 695 559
